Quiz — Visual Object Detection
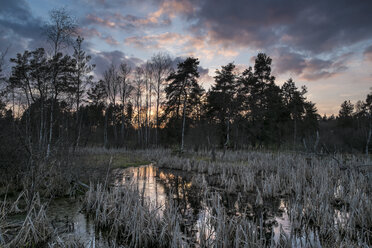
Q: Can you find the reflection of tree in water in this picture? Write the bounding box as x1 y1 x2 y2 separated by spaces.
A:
157 168 202 239
155 167 285 245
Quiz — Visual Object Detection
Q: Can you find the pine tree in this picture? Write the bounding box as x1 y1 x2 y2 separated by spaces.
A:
207 62 240 147
164 57 203 152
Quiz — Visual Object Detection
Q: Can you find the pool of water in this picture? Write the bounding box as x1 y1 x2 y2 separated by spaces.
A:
46 164 296 246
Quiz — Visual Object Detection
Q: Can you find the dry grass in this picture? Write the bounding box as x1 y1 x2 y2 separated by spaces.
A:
82 183 185 247
133 148 372 247
1 147 371 247
0 193 53 247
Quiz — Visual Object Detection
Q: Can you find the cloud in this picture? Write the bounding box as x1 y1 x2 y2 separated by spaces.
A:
125 32 239 60
364 45 372 62
0 0 44 43
76 27 101 38
272 47 350 80
197 66 213 87
103 36 119 46
85 14 116 28
0 0 47 66
183 0 372 54
83 11 171 31
151 0 195 19
76 27 119 46
91 50 144 78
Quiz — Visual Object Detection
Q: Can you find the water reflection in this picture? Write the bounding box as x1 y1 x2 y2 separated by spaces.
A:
113 164 167 210
47 197 97 245
112 164 291 246
45 164 293 247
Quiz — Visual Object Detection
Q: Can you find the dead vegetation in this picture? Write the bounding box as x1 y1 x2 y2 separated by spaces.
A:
135 148 372 247
1 147 371 247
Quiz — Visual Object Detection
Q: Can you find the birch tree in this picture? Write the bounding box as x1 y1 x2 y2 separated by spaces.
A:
149 53 172 146
118 62 133 143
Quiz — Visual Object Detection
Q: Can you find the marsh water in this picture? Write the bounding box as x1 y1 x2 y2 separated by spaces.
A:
45 164 299 246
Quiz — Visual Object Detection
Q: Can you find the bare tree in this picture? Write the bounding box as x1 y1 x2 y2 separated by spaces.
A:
365 89 372 158
44 8 77 156
149 53 172 146
144 62 154 146
134 66 144 146
118 62 133 143
72 36 95 149
103 64 120 144
44 8 77 56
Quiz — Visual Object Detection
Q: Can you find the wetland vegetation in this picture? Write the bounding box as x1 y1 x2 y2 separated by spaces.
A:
0 6 371 248
1 148 371 247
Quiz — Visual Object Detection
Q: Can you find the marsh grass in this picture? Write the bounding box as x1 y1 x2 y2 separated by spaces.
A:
1 147 371 247
0 193 53 247
82 183 185 247
133 148 371 247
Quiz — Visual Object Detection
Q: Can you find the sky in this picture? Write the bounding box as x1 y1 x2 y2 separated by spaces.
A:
1 0 372 115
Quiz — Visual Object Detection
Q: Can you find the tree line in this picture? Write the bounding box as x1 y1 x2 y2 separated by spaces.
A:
0 9 371 172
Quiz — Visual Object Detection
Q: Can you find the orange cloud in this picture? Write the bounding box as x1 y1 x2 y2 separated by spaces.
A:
86 13 116 28
103 35 119 46
151 0 195 19
125 32 239 60
76 27 101 38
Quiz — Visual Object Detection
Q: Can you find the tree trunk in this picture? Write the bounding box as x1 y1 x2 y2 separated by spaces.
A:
293 117 297 148
121 112 125 143
104 107 108 148
39 98 44 150
47 99 55 157
121 91 126 144
145 81 149 147
148 83 151 144
366 121 371 157
181 96 187 152
74 77 80 150
76 112 83 149
314 130 320 152
224 117 230 147
156 81 160 146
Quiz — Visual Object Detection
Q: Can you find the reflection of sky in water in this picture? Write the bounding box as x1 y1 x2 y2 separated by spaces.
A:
273 199 291 242
113 165 167 211
47 198 98 246
46 164 328 247
113 165 293 246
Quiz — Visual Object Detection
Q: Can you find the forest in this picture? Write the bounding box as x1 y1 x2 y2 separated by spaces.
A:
0 8 371 248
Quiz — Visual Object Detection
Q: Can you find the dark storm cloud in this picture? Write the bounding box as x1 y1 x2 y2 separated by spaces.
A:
91 50 144 78
187 0 372 54
0 0 45 62
272 47 350 80
0 0 43 42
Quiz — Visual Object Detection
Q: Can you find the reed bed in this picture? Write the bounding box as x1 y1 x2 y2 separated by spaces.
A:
82 183 185 247
132 148 371 247
2 147 370 247
0 192 54 247
81 182 280 247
